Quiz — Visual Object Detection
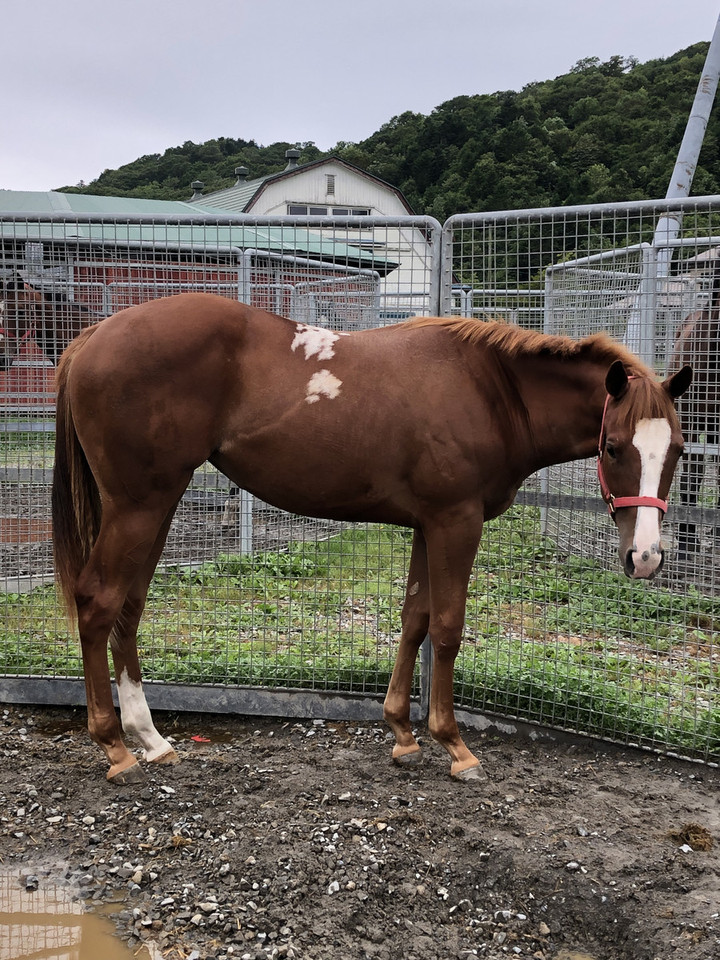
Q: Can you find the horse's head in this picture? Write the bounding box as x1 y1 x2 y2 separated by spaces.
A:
598 360 692 579
0 274 44 331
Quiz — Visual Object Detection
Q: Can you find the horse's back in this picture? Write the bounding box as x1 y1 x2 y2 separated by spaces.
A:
59 296 484 523
62 296 287 491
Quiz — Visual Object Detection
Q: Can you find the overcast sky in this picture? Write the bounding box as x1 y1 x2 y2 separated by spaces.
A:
3 0 720 193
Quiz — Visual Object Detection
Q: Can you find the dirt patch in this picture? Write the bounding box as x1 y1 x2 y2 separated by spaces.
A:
1 705 719 960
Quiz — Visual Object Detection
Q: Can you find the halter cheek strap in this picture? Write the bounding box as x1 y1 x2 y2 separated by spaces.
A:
596 389 669 518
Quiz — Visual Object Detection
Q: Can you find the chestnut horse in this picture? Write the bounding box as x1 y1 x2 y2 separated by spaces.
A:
0 275 96 368
51 294 691 784
671 260 720 556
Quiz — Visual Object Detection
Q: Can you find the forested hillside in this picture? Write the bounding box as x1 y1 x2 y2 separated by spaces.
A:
60 43 720 215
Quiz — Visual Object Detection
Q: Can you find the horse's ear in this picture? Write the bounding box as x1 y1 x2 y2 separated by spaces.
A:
663 364 692 400
605 360 629 398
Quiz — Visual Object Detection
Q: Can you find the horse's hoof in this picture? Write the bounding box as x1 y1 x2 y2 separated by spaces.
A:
150 748 180 766
393 747 423 768
107 761 144 785
451 763 485 782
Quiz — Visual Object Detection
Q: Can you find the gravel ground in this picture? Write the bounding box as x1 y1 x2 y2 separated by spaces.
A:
1 704 719 960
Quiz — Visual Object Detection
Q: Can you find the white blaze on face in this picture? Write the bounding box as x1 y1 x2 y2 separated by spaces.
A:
630 418 672 577
306 369 342 404
291 324 341 361
116 669 174 762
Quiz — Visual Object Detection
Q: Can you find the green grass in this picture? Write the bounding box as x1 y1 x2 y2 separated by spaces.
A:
1 427 55 468
0 509 717 759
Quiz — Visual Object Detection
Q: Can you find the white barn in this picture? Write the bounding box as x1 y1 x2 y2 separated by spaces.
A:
190 151 434 318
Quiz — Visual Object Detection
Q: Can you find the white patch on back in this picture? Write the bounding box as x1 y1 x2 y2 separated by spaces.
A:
116 668 174 762
306 369 342 404
631 418 672 561
292 324 341 361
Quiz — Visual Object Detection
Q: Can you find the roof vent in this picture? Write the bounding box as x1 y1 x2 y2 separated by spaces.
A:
285 149 300 170
190 180 204 200
234 166 249 184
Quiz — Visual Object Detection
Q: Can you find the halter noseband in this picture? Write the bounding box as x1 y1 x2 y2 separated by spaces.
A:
596 384 668 519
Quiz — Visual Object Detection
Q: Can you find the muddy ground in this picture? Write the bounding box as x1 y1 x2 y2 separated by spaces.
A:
0 705 718 960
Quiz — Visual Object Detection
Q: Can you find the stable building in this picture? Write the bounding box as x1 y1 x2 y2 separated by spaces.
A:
189 151 433 318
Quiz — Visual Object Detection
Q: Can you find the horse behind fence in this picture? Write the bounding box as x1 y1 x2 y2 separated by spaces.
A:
0 275 96 369
670 258 720 557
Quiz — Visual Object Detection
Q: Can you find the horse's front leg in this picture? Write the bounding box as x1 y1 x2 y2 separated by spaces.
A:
383 530 430 767
425 511 484 781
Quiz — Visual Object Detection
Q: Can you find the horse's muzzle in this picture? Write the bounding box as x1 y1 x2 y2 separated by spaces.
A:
624 545 665 579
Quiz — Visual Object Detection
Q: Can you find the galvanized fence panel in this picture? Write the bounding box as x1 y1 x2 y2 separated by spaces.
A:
0 213 439 722
1 204 719 763
443 197 720 762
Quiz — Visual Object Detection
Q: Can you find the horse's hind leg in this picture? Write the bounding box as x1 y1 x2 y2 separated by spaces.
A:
74 502 180 782
109 508 181 772
383 530 430 767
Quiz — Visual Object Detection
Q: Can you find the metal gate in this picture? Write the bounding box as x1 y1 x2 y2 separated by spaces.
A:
0 203 718 763
443 196 720 762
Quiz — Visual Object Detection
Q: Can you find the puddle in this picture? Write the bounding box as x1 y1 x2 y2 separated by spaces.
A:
0 867 155 960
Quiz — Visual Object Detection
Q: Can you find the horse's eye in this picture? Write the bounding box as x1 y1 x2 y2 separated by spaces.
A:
606 443 617 460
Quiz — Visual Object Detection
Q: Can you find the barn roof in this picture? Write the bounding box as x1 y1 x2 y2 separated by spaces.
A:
0 190 398 275
0 190 201 217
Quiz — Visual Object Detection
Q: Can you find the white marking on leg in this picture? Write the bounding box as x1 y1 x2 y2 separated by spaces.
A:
291 324 342 361
630 418 671 576
117 668 174 762
306 369 342 404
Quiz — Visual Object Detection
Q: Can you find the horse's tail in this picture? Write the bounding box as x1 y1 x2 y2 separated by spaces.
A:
51 328 102 619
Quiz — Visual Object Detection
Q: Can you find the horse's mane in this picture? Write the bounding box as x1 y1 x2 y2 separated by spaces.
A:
403 316 651 375
403 317 669 425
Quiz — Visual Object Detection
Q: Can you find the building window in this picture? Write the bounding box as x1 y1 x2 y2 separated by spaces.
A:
326 174 335 196
287 204 370 216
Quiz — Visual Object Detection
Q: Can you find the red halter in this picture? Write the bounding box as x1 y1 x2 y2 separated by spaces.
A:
596 388 668 518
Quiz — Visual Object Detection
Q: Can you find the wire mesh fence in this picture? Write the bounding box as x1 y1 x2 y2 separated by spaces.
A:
0 213 438 718
0 203 718 762
444 197 720 761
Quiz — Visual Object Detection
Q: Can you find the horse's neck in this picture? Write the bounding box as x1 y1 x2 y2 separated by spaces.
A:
515 356 609 470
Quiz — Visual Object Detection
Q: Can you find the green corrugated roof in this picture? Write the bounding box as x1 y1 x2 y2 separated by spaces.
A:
0 191 397 275
193 178 267 213
0 189 201 216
